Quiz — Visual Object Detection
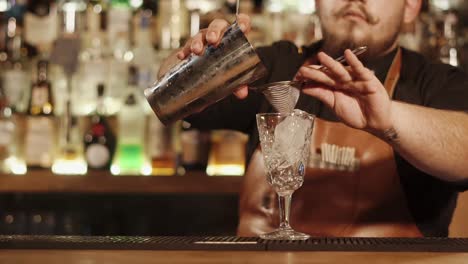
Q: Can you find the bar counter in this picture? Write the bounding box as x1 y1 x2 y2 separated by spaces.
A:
1 236 468 263
2 249 468 263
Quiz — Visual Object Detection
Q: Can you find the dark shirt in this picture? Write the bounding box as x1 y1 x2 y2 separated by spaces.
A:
186 41 468 237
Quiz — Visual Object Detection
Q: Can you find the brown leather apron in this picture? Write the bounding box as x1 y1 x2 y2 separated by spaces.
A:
237 49 423 237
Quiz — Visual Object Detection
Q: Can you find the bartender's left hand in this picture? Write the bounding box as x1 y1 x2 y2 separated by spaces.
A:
298 49 393 134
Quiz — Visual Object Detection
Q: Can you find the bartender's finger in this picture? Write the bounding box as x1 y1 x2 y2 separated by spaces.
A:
177 38 193 60
190 30 208 55
297 65 337 88
206 19 230 45
233 85 249 99
302 86 335 109
317 52 353 83
344 49 374 80
177 29 207 59
236 14 252 34
339 81 377 94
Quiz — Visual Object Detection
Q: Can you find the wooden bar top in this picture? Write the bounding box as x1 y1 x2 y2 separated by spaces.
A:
1 250 468 263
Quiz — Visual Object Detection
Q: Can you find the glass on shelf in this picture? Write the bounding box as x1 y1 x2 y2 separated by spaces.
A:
206 130 248 176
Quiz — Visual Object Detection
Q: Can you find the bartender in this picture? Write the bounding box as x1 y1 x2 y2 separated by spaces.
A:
160 0 468 237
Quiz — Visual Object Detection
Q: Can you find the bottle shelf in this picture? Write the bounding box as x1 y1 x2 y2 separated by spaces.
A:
0 170 242 194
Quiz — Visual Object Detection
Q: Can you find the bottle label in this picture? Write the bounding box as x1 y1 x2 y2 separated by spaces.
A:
2 69 29 109
0 120 14 146
24 9 58 46
25 116 55 167
107 8 131 43
85 144 110 168
31 86 49 107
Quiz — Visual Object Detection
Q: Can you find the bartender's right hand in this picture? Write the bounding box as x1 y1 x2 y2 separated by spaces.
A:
176 14 252 99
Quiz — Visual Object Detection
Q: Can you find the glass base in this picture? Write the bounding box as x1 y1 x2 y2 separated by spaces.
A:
260 227 310 240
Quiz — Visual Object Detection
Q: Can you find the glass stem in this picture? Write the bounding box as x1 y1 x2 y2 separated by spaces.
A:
278 193 292 229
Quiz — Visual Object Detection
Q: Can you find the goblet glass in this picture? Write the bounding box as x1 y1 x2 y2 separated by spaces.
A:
256 110 314 240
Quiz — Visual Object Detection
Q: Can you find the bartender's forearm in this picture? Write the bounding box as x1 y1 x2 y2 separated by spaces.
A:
384 101 468 182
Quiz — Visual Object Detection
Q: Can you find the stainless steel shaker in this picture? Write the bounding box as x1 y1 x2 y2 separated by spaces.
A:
144 22 267 125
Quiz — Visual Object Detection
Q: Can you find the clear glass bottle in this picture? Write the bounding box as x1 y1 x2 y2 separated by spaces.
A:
52 115 87 175
1 17 30 113
106 0 132 115
0 80 17 173
147 115 177 176
132 8 155 97
439 11 459 67
73 0 109 115
111 66 149 175
24 59 57 169
84 83 116 170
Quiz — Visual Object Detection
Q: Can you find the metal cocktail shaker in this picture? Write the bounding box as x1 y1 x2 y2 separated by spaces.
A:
144 22 267 125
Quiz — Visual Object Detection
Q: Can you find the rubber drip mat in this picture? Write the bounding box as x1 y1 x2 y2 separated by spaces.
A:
264 237 468 252
1 236 468 252
0 236 264 251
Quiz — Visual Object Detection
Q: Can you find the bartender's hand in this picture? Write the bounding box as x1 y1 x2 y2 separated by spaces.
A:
298 50 393 134
175 14 252 99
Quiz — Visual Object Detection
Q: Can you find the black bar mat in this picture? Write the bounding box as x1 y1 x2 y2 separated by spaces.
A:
0 236 264 251
264 237 468 252
1 236 468 252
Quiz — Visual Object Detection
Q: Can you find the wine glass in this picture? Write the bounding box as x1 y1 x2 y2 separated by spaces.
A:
256 110 315 240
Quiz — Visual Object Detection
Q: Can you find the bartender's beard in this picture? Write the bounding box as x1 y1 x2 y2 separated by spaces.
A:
321 23 402 62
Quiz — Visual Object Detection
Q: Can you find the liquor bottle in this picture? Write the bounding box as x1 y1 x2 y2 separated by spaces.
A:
52 115 87 175
0 0 10 62
206 130 248 176
0 55 26 174
73 0 108 115
84 83 116 170
157 0 188 50
132 8 155 95
24 0 58 56
147 115 177 176
439 11 459 67
111 66 149 175
0 80 15 173
1 17 30 113
180 127 210 172
24 59 57 169
106 0 132 115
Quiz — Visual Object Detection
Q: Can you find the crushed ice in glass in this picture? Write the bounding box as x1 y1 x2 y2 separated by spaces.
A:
272 109 313 166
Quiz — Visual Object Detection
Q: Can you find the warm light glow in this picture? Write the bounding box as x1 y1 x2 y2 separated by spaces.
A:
6 157 27 175
0 1 9 12
130 0 143 8
449 48 458 67
431 0 451 10
65 9 76 33
140 163 152 176
123 51 134 62
110 164 121 175
93 4 103 13
206 164 244 176
52 159 87 175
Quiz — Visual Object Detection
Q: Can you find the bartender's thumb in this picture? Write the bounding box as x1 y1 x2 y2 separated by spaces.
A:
233 85 249 99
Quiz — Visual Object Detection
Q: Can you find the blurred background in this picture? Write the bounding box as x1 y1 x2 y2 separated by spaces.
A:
0 0 467 237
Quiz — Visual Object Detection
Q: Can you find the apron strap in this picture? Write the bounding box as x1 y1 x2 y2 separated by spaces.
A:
383 48 402 98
